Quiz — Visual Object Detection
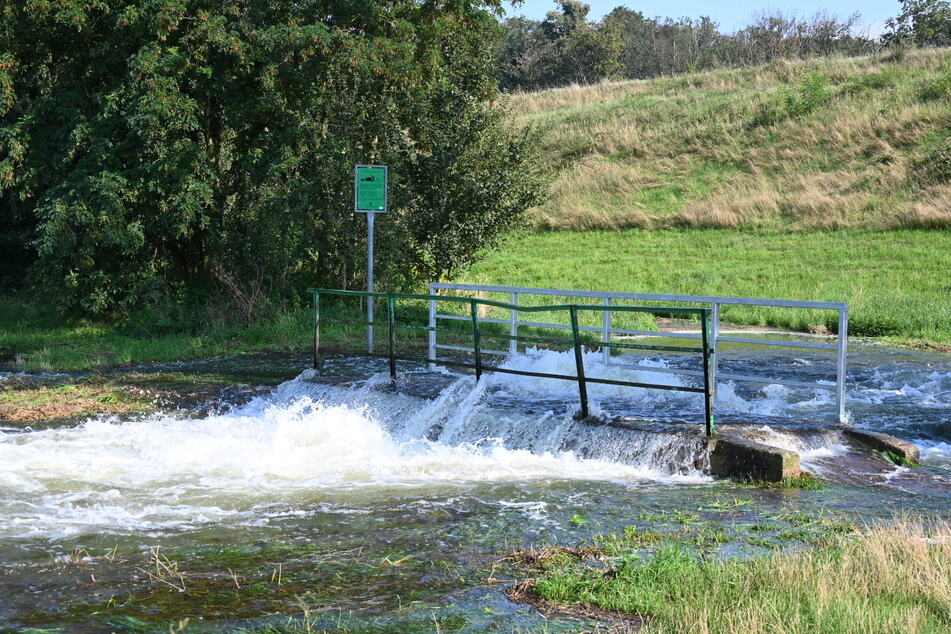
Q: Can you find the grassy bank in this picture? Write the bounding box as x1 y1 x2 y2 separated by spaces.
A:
512 49 951 231
462 228 951 346
485 51 951 347
0 299 312 371
516 517 950 634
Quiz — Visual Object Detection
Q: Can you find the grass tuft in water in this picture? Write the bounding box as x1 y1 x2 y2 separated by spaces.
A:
746 472 826 490
875 449 920 467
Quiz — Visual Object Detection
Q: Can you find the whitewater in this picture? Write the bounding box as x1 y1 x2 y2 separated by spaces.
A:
1 345 948 541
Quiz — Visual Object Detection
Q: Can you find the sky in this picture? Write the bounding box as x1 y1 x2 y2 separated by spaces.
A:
503 1 903 36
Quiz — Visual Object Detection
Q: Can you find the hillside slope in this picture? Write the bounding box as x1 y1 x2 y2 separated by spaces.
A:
511 49 951 231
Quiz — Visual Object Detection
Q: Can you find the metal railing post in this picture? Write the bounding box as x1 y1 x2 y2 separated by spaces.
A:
569 306 589 419
428 285 437 370
701 309 715 436
470 299 482 381
509 292 519 357
387 296 397 382
602 296 612 367
710 302 720 395
312 291 320 374
836 305 849 422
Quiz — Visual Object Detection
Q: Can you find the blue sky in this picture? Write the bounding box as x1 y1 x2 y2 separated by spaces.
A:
503 1 903 36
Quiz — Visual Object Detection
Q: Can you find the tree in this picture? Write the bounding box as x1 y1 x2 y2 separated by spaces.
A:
511 1 622 89
0 0 543 316
884 0 951 47
497 6 876 91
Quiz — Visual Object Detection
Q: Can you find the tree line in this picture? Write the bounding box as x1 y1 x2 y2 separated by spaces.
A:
1 0 949 321
497 0 951 91
0 0 542 319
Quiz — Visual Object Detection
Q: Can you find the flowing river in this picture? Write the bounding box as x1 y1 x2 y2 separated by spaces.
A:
0 343 948 631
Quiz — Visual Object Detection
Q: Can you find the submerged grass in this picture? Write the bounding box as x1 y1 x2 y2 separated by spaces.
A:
745 473 827 490
526 517 951 634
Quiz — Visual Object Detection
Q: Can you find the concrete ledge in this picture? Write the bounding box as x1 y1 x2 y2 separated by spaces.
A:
843 429 920 464
708 434 801 482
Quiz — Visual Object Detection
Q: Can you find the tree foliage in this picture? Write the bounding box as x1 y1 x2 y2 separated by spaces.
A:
498 1 622 90
884 0 951 48
497 5 876 90
0 0 542 316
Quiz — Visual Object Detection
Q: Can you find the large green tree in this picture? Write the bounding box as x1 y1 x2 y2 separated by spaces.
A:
0 0 542 316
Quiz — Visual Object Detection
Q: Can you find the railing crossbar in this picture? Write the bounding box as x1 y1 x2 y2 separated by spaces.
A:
428 283 849 423
428 282 846 311
311 287 717 434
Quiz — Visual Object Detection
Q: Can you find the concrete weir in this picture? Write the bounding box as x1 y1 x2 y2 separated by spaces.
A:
600 418 921 482
842 429 921 463
707 434 801 482
702 427 920 482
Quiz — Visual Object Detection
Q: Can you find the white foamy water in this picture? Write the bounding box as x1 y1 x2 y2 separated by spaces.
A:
492 347 850 417
2 346 948 540
918 441 951 468
0 371 705 540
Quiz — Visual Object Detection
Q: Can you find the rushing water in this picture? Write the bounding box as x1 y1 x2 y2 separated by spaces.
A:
0 343 948 631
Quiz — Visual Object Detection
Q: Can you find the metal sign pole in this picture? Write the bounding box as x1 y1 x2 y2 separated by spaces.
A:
367 211 374 353
354 164 388 355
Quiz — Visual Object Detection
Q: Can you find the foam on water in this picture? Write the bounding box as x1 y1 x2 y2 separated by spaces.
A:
918 441 951 468
0 369 704 540
2 346 949 539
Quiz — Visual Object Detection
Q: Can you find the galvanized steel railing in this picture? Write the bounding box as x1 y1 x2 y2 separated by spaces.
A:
309 288 717 435
428 283 849 422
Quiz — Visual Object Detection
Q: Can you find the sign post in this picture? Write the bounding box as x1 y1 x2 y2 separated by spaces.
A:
354 165 388 353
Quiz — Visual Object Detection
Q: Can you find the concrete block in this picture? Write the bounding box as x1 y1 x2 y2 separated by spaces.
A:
843 429 920 464
708 434 801 482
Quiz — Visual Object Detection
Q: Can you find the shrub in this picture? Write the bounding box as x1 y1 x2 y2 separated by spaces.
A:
750 73 832 128
919 72 951 100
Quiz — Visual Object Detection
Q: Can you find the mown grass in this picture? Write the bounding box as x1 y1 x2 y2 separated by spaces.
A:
0 295 482 371
0 298 313 371
528 517 951 634
511 48 951 231
462 228 951 345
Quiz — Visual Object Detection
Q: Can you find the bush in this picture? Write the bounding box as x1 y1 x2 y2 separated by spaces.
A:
750 73 832 128
2 1 544 319
842 69 898 94
919 72 951 100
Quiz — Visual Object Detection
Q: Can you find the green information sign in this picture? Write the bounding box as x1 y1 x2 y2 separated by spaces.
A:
355 165 387 212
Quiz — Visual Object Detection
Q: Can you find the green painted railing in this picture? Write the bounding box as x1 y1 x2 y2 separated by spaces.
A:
309 288 716 435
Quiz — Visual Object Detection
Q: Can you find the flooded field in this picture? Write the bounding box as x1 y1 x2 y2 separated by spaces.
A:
0 343 948 631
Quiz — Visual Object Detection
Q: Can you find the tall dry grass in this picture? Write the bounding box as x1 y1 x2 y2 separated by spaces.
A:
510 48 951 231
534 517 951 634
662 517 951 634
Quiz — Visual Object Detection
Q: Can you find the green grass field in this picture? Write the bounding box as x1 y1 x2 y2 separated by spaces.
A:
449 50 951 347
462 229 951 345
0 299 312 371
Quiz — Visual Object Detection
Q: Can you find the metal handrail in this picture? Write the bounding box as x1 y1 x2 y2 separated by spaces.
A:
429 282 849 423
309 288 716 435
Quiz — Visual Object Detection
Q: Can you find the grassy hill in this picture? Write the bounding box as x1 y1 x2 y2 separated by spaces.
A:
510 49 951 231
457 50 951 346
